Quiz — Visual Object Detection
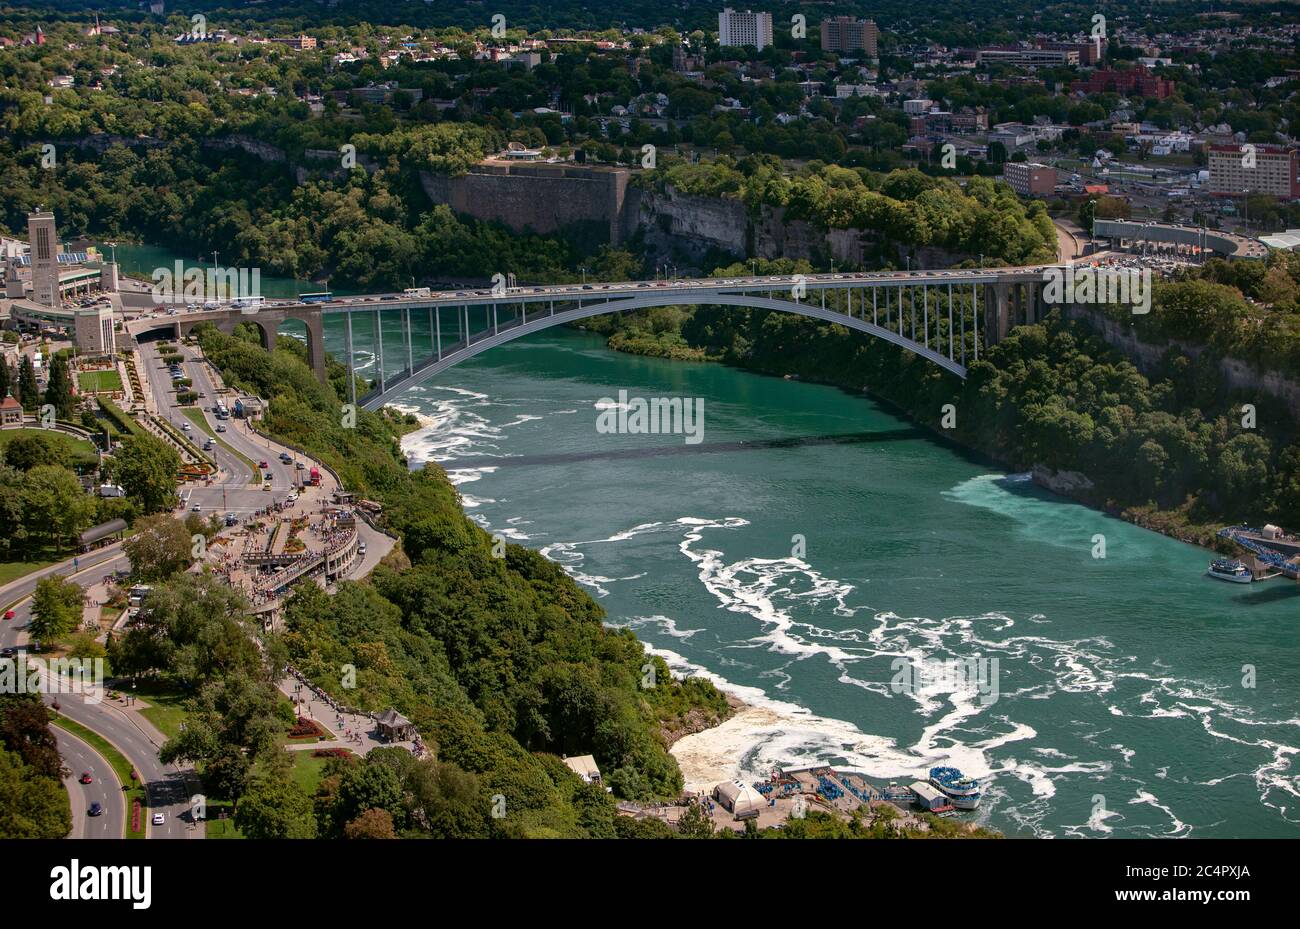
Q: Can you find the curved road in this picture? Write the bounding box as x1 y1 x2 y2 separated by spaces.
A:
46 683 195 838
54 727 124 839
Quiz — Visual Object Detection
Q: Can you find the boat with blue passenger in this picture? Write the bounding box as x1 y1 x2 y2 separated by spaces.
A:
928 766 981 810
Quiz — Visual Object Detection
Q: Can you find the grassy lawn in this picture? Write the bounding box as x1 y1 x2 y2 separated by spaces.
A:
51 716 147 839
204 801 243 839
0 557 59 589
0 428 99 470
180 407 259 481
79 368 124 393
289 750 342 795
128 681 192 741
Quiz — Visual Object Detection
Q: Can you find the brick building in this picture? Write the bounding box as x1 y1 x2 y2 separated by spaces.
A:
1070 65 1174 99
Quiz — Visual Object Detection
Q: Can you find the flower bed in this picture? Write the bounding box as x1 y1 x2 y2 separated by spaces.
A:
312 747 355 759
289 717 326 739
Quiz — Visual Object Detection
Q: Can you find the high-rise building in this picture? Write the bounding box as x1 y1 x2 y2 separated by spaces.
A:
820 16 879 57
1208 144 1300 199
27 209 60 309
718 8 773 51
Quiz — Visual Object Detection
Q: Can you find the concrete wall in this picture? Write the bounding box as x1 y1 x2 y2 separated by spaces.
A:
419 163 633 245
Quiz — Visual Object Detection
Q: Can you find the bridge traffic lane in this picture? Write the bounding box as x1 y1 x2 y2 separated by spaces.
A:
55 727 124 839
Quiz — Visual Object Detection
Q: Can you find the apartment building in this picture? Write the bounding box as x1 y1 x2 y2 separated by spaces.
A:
820 16 879 57
1004 161 1058 198
1208 144 1300 199
719 8 773 51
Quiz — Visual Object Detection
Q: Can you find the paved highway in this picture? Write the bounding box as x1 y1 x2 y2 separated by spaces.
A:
55 727 124 839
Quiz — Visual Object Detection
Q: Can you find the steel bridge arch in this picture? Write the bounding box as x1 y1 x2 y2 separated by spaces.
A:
357 289 971 410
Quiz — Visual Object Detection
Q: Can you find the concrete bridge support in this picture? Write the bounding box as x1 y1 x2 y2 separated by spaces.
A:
985 282 1011 347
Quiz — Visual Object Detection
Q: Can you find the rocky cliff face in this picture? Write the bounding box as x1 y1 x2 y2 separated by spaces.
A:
1063 303 1300 420
634 186 969 269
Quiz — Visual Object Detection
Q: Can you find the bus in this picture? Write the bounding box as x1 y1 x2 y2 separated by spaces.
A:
403 287 431 298
300 291 333 304
215 400 230 419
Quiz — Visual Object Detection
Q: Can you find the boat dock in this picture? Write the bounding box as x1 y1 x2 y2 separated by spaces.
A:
1218 526 1300 581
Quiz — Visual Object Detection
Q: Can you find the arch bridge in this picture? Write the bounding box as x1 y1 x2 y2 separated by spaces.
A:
152 267 1063 410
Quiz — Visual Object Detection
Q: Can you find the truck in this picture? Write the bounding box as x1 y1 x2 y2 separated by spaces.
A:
309 466 321 486
403 287 431 298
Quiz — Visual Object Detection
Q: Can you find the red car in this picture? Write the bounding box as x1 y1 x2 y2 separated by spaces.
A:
258 460 269 469
2 609 13 621
79 772 93 784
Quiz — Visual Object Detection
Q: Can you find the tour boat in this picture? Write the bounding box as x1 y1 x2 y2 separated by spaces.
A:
928 766 981 810
1206 559 1252 584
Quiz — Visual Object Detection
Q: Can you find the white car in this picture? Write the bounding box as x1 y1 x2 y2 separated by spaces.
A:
181 422 191 431
191 504 202 512
152 813 165 826
286 493 298 503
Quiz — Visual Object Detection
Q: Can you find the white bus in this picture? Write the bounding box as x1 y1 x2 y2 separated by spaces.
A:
403 287 431 298
230 295 265 311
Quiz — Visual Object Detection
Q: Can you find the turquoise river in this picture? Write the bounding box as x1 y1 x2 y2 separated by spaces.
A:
375 327 1300 840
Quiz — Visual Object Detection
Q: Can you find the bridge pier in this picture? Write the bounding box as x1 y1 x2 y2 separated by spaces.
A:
985 282 1011 346
303 312 327 385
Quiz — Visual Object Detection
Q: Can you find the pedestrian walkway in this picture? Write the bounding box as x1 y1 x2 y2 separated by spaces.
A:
278 672 423 759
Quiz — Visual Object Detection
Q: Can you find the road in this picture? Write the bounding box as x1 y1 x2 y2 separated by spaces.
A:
135 338 304 517
54 727 124 840
0 542 127 614
2 552 194 839
46 683 196 838
0 548 130 651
